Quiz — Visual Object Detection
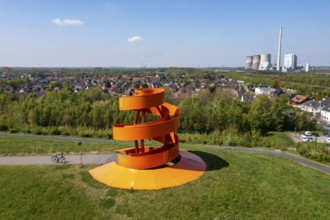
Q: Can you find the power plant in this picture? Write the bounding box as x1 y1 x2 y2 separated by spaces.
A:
259 54 272 70
244 27 303 72
251 55 261 70
283 53 298 72
245 56 253 69
245 54 271 71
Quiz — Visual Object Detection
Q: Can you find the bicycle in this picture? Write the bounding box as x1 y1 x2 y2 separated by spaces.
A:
51 152 66 164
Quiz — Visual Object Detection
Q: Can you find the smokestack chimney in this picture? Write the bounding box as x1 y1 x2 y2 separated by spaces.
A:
277 27 282 71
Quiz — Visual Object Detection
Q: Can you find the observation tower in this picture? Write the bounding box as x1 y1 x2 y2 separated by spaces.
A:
89 88 206 190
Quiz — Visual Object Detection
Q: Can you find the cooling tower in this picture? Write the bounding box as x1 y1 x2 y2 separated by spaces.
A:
259 54 272 70
251 55 261 70
260 54 271 63
245 56 253 69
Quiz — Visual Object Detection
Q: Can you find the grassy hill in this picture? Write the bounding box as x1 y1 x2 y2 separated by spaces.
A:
1 146 330 220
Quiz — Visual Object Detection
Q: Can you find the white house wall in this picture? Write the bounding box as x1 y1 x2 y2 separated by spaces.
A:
321 110 330 123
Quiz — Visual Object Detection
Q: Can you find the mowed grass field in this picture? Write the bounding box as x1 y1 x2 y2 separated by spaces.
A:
0 132 295 156
1 146 330 220
0 135 199 155
0 135 160 155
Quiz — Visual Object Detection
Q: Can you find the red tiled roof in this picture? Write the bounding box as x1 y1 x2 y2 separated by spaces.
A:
291 95 309 104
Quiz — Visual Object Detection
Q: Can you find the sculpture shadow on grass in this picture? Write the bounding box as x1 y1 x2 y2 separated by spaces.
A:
189 150 229 171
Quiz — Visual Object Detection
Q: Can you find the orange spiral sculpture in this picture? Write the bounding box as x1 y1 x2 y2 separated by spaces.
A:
89 88 205 190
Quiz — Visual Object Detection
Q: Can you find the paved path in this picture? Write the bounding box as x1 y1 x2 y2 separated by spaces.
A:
1 147 329 174
0 154 117 165
209 146 330 174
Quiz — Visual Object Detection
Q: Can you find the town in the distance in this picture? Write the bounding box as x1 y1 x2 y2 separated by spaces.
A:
1 64 330 135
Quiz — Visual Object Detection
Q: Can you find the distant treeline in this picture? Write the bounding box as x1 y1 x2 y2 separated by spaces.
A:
225 72 330 99
0 86 315 139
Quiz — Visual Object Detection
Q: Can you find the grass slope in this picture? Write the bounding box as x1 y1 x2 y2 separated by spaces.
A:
0 135 162 155
1 146 330 219
0 136 129 155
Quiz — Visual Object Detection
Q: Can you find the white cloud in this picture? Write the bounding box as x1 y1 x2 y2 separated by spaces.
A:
51 18 84 26
164 52 169 56
127 35 142 43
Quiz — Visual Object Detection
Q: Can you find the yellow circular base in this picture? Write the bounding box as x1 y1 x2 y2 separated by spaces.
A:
89 151 206 190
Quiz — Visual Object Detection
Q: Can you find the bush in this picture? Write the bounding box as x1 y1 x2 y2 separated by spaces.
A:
49 127 61 135
58 126 73 136
77 126 94 138
240 134 252 148
296 142 330 163
30 127 43 135
0 125 8 131
8 129 18 133
208 130 223 146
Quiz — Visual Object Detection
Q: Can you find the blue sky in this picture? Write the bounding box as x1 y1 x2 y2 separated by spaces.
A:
0 0 330 67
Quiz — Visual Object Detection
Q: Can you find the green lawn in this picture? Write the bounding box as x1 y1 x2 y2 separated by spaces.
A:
0 132 294 156
1 146 330 219
0 136 117 155
262 132 295 149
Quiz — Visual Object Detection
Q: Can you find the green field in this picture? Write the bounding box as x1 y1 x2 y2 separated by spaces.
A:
262 132 295 149
1 146 330 220
0 132 294 156
0 136 117 155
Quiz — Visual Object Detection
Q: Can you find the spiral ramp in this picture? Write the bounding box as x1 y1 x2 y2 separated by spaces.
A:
89 88 205 190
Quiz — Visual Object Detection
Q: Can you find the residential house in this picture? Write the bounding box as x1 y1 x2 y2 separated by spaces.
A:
321 97 330 123
290 94 310 106
255 84 275 95
321 104 330 123
300 100 322 115
238 91 254 104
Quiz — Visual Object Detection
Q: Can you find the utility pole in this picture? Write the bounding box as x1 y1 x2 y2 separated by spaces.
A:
78 142 83 165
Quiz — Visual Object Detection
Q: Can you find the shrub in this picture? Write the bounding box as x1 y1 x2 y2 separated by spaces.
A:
0 125 8 131
58 126 73 136
8 128 18 133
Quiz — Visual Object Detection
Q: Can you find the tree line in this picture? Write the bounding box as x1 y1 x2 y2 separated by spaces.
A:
225 72 330 99
178 89 315 135
0 86 315 138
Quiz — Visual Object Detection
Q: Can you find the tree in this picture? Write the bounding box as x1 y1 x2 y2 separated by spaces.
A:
249 95 272 135
179 98 207 133
269 96 288 131
48 81 60 91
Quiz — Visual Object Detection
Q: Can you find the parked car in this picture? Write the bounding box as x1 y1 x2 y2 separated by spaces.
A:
311 132 319 137
326 137 330 143
305 131 312 136
300 135 309 142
